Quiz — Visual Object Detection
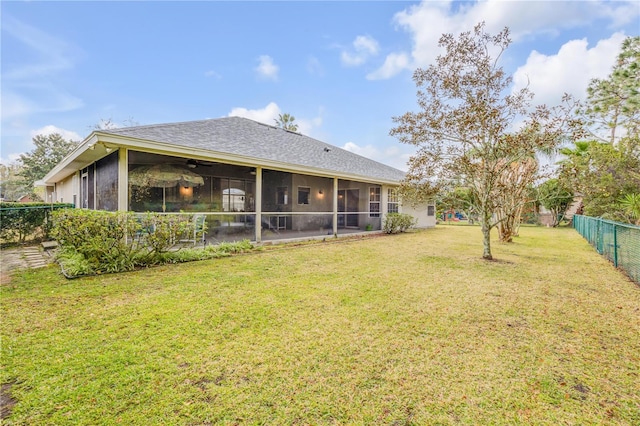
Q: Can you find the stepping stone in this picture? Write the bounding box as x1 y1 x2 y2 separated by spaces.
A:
42 241 58 250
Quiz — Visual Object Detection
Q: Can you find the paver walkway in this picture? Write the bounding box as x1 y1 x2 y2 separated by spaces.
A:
1 245 54 285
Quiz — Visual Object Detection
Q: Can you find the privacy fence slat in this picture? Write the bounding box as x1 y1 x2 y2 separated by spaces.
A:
573 214 640 284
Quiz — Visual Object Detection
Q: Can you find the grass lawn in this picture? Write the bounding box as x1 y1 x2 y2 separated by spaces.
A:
1 225 639 425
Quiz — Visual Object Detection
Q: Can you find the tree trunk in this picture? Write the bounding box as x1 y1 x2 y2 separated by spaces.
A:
481 215 493 260
498 213 515 242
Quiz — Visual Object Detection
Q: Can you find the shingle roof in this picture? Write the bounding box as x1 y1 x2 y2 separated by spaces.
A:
100 116 405 183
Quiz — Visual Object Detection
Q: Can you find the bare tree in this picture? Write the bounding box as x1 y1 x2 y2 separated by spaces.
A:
390 23 580 259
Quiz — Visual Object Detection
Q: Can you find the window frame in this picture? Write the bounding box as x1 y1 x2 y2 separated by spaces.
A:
387 188 399 214
297 186 311 205
276 186 288 205
369 186 381 217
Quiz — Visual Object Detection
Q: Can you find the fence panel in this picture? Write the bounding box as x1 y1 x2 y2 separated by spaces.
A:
0 203 74 245
573 215 640 284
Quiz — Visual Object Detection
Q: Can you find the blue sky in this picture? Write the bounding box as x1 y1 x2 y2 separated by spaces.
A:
2 1 639 170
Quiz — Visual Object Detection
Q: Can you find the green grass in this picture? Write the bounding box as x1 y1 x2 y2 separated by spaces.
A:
1 225 639 425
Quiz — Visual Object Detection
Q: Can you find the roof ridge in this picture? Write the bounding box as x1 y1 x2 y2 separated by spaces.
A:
100 116 250 133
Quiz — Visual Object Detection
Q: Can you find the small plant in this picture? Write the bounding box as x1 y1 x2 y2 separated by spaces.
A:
56 246 95 277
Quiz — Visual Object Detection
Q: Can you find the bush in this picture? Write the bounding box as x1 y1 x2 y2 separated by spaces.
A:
50 209 255 277
0 202 74 245
383 213 417 234
52 210 143 274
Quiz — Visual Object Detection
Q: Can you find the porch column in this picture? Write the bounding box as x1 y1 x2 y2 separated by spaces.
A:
381 185 389 215
117 148 128 211
255 167 263 243
333 177 338 236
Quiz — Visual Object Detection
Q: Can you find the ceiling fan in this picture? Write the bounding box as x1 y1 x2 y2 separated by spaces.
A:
186 159 216 168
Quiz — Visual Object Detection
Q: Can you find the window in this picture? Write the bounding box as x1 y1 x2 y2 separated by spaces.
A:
276 187 288 205
387 188 399 214
298 187 310 205
427 205 435 216
369 187 381 217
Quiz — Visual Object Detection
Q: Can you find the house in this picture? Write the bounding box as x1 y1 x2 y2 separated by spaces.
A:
40 117 436 243
16 194 36 203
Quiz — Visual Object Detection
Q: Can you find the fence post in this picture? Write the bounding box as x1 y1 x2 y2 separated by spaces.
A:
613 224 618 268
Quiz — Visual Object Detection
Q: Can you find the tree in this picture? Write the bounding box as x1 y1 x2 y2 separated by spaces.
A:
558 37 640 224
274 113 299 132
494 155 538 241
619 193 640 225
583 36 639 151
19 133 79 190
537 178 574 227
0 162 28 201
559 140 640 222
436 185 476 220
390 23 579 259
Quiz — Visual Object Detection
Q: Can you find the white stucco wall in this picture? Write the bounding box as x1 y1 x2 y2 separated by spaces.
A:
400 201 436 228
53 173 78 206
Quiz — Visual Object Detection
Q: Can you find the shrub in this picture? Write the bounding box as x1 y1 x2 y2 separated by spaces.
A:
52 209 143 274
216 239 254 254
383 213 417 234
0 202 74 245
50 210 255 277
135 213 194 262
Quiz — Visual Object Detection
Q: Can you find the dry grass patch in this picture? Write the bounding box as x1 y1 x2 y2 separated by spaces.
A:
1 225 639 424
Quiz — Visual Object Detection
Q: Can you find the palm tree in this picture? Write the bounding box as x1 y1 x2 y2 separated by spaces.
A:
274 113 299 132
620 193 640 225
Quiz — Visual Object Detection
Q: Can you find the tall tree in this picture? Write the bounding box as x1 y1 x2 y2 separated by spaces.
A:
559 36 640 224
274 113 299 132
390 23 579 259
19 133 79 189
583 36 639 151
0 162 28 201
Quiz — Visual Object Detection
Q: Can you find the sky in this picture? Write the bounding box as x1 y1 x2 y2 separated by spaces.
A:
2 0 639 171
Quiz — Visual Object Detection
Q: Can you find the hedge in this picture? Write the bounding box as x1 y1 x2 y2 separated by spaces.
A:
0 202 74 245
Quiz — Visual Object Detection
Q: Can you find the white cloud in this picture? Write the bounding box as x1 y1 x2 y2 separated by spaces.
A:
341 35 380 67
342 141 413 171
370 0 638 80
0 153 23 165
255 55 279 80
366 52 410 80
228 102 324 137
512 32 627 105
30 125 82 142
228 102 282 125
297 111 324 137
